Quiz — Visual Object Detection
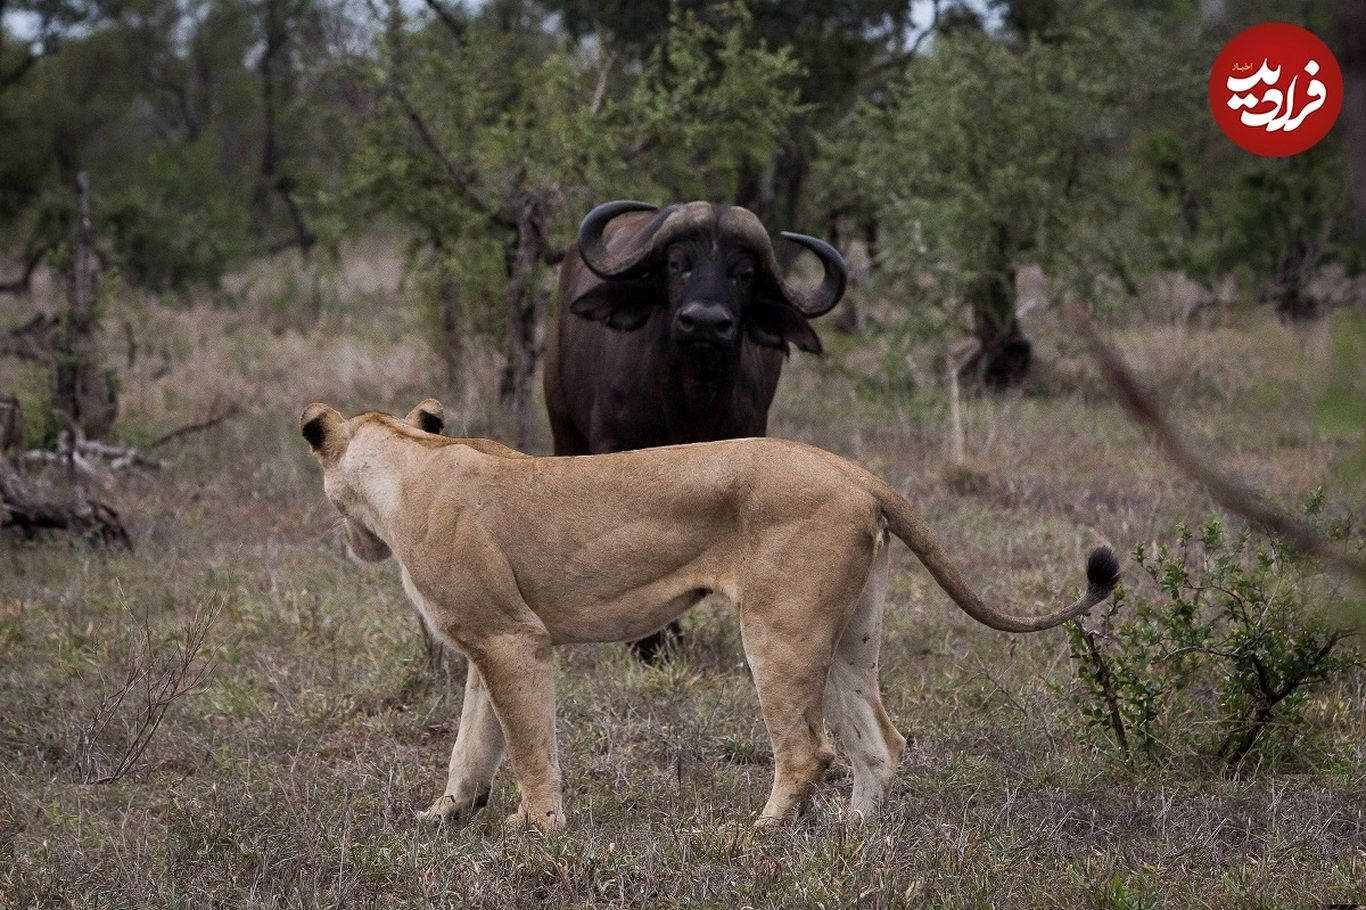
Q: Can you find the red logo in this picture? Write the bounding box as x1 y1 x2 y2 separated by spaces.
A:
1208 23 1342 157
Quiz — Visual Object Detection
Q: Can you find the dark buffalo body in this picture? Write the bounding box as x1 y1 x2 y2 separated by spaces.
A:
544 200 847 661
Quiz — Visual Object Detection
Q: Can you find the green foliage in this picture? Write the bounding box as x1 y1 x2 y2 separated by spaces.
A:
1095 873 1161 910
1 0 1354 327
619 2 801 201
841 1 1153 338
105 138 251 292
0 0 333 293
1315 311 1366 491
346 0 800 353
1213 141 1361 310
1065 505 1361 769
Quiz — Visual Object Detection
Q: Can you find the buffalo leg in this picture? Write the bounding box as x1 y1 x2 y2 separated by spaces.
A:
629 621 684 664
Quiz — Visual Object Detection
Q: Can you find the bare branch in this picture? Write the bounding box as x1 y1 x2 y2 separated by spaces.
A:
0 313 60 361
420 0 466 43
906 0 942 60
589 24 616 115
0 242 49 295
1071 303 1366 583
146 402 242 451
79 597 220 784
1072 619 1131 760
374 64 501 227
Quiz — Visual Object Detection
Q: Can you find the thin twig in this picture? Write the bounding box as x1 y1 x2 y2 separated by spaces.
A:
81 598 220 784
419 0 466 43
1072 619 1130 760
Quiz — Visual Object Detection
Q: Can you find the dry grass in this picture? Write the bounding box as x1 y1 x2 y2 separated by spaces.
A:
1 251 1363 908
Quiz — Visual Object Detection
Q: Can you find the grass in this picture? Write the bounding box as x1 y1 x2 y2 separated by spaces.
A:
1 251 1363 908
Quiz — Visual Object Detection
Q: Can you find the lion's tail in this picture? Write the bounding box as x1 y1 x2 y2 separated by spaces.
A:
867 476 1119 633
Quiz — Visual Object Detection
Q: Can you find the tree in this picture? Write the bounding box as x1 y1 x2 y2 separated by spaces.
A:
51 172 116 438
547 0 922 232
0 0 349 296
348 0 800 446
1196 0 1363 319
253 0 327 255
1215 143 1358 321
848 5 1141 386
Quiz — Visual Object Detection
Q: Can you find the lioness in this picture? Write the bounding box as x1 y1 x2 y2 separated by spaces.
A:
301 398 1118 832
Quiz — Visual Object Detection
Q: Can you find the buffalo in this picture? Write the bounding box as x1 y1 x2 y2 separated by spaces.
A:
543 200 848 661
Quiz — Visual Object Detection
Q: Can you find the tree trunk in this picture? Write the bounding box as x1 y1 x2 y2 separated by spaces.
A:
253 0 283 227
834 216 876 334
1275 236 1315 321
966 222 1030 389
774 144 808 270
1339 0 1366 239
437 262 463 405
51 173 116 439
0 395 20 451
255 0 315 257
499 193 549 451
734 155 762 211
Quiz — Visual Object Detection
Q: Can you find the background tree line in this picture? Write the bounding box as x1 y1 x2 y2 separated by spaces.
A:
1 0 1362 443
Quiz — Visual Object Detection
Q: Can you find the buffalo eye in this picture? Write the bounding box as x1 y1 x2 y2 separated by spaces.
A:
731 265 754 286
667 250 690 276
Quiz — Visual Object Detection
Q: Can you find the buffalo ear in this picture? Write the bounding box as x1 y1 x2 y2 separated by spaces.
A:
745 301 823 355
568 281 656 332
404 399 445 434
300 403 346 461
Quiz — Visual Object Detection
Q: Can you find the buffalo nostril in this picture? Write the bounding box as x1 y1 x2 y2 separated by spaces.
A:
678 311 697 330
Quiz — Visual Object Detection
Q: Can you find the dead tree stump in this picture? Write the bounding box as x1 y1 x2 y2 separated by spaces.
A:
51 172 117 440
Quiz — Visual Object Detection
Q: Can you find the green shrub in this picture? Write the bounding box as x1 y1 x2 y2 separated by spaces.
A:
104 137 251 293
1064 496 1361 770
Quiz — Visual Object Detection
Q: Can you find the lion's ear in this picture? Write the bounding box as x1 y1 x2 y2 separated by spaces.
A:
300 403 346 461
404 399 445 434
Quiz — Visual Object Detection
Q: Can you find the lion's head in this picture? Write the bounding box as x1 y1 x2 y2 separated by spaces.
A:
300 398 445 564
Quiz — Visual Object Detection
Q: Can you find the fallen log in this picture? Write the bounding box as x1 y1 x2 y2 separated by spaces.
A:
0 451 131 548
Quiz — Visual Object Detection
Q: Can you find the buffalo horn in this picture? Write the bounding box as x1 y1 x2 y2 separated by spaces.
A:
577 200 660 279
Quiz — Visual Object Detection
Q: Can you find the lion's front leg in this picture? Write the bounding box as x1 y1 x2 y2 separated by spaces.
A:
418 662 505 825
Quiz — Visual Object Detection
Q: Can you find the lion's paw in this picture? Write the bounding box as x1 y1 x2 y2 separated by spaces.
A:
504 804 566 834
417 791 488 825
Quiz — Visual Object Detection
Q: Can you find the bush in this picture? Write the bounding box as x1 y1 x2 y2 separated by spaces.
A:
104 137 251 293
1064 496 1361 771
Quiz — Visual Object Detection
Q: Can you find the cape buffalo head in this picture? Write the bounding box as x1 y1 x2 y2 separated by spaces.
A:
570 200 848 355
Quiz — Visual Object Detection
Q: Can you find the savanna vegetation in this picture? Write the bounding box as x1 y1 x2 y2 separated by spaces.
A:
1 0 1364 906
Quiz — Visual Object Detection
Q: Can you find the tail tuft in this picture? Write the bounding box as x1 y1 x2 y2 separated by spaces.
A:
1085 546 1120 593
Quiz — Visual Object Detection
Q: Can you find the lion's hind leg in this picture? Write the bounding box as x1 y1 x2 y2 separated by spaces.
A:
740 591 851 825
741 619 837 826
824 540 906 820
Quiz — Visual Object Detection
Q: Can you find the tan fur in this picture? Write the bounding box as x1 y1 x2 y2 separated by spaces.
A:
301 401 1114 832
